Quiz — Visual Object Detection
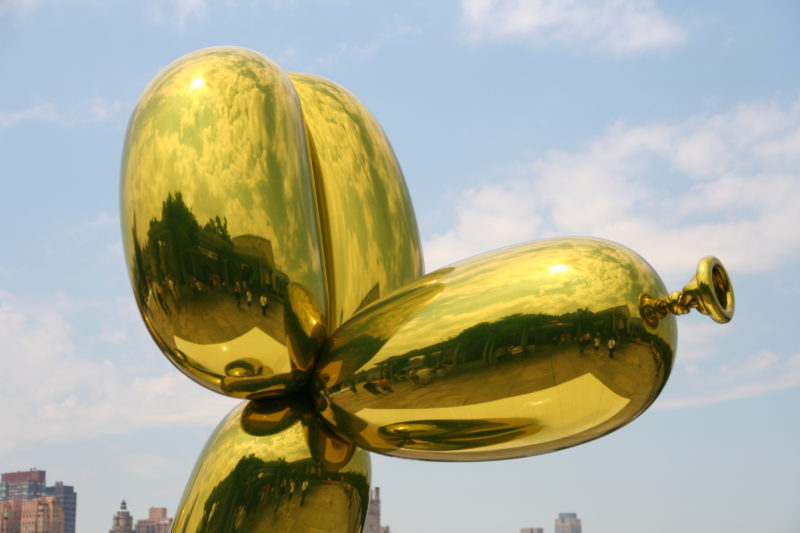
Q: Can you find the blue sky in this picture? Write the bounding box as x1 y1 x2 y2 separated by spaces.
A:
1 1 798 532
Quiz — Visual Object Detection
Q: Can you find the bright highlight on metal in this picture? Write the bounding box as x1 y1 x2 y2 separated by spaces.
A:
120 46 735 533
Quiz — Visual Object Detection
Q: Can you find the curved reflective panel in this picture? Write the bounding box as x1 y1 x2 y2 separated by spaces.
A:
173 399 370 533
314 238 680 461
289 73 424 329
121 47 328 399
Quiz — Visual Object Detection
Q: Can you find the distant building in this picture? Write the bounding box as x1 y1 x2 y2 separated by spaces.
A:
44 484 75 533
521 528 544 533
0 500 22 533
555 512 582 533
109 501 134 533
20 497 63 533
0 471 46 502
134 508 173 533
0 470 75 533
363 487 381 533
362 487 392 533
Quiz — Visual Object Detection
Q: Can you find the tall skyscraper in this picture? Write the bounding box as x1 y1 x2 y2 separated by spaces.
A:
109 501 134 533
555 512 582 533
521 528 544 533
134 508 173 533
0 472 45 502
44 483 75 533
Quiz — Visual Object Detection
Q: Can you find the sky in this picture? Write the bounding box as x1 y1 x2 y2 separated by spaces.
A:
1 1 798 532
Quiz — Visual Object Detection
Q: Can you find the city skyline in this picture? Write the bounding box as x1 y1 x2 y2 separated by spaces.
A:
0 469 75 533
1 2 799 533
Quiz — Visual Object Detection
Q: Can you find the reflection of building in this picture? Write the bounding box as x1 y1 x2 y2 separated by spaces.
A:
521 528 544 533
362 487 391 533
134 508 173 533
20 497 63 533
555 512 582 533
109 501 134 533
141 196 280 296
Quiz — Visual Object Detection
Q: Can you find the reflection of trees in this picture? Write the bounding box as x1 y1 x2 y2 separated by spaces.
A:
203 215 232 245
148 192 200 284
129 192 285 306
196 454 266 533
193 453 369 533
341 305 673 384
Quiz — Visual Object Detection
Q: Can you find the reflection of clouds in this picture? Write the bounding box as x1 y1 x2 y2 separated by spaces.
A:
121 47 325 306
379 238 672 357
290 73 423 328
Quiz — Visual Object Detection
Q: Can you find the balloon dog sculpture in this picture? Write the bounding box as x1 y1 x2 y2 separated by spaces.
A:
121 47 734 533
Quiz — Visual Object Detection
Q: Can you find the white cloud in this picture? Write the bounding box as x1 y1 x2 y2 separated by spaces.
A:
88 98 125 121
0 99 125 130
0 290 237 454
1 0 205 27
461 0 686 56
0 0 43 17
657 350 800 408
424 180 541 269
315 18 416 65
424 98 800 282
145 0 208 28
0 103 59 129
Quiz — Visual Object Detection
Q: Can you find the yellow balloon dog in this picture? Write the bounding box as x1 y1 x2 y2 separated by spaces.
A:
121 47 734 533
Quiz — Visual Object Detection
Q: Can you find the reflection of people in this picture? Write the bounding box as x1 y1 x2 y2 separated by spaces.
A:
246 289 253 307
378 378 393 392
363 380 382 396
234 282 242 307
153 281 171 315
300 479 309 505
260 293 268 316
510 345 523 359
608 337 617 358
593 335 601 353
579 333 590 354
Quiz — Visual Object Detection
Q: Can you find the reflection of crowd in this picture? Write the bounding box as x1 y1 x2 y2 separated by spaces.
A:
145 272 276 321
257 467 366 516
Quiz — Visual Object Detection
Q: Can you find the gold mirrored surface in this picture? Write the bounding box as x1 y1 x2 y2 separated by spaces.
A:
173 399 370 533
289 73 424 329
314 238 678 460
120 47 328 398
